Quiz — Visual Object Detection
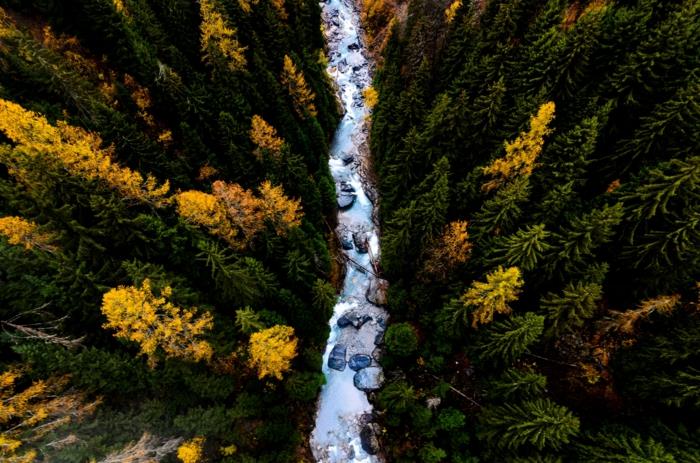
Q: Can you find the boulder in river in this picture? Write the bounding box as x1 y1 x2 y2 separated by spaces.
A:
348 354 372 371
337 315 353 328
353 366 384 391
348 42 360 51
360 423 381 455
337 192 355 209
328 344 347 371
353 232 369 253
340 152 354 165
366 278 388 306
340 181 355 193
354 314 372 328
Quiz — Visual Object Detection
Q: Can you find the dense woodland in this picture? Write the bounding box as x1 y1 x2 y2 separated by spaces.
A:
370 0 699 461
0 0 341 461
0 0 699 462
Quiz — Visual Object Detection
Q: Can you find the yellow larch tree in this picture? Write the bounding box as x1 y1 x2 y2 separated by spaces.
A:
271 0 288 20
363 86 379 109
460 266 524 328
281 55 317 118
0 216 54 251
482 101 556 192
0 369 100 463
176 181 302 249
248 325 298 380
250 115 285 160
423 220 472 279
177 437 205 463
199 0 247 72
258 181 302 235
0 99 170 206
444 0 462 23
101 279 214 367
211 180 266 245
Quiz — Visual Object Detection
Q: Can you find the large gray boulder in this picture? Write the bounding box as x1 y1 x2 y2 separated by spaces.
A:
337 192 355 210
348 354 372 371
353 367 384 391
328 344 347 371
353 232 369 253
366 278 388 306
360 423 381 455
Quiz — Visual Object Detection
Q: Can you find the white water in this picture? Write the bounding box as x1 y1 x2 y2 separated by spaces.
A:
310 0 386 461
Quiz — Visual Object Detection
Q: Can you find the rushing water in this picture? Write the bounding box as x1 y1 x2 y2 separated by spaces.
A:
310 0 387 461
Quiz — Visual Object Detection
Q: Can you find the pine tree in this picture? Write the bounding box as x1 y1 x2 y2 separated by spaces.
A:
488 224 552 271
472 176 531 237
540 281 602 337
576 429 676 463
474 312 544 364
489 367 547 401
549 203 624 274
247 325 298 380
478 399 580 451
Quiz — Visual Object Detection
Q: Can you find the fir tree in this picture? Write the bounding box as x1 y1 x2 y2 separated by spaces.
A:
540 281 602 337
474 312 544 365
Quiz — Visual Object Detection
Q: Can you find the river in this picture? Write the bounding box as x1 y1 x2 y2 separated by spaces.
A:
310 0 387 461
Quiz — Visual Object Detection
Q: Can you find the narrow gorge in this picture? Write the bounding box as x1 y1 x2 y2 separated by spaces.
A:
311 0 387 461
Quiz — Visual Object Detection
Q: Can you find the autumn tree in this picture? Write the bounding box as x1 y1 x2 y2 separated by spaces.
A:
101 279 214 367
0 369 100 463
0 99 169 205
281 55 317 117
250 115 285 159
444 0 462 23
482 102 556 192
0 216 54 251
602 294 680 335
177 437 205 463
423 220 472 279
199 0 246 71
456 266 524 328
176 181 302 249
247 325 298 380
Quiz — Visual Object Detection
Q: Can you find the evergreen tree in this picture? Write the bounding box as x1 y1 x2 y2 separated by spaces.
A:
488 224 552 272
489 367 547 401
540 281 602 337
474 312 544 365
478 399 580 451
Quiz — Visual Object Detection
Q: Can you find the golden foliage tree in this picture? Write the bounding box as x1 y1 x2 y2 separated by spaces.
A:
0 369 100 463
444 0 462 23
250 115 285 159
176 181 302 249
177 437 205 463
0 99 170 205
199 0 247 71
482 102 556 192
101 279 214 367
461 266 524 328
281 55 317 117
423 220 472 279
0 216 54 251
247 325 298 380
363 86 379 109
603 293 681 335
258 180 302 235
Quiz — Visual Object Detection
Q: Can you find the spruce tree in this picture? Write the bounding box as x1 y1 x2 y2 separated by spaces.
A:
488 224 552 271
489 367 547 401
478 398 580 451
474 312 544 365
540 281 602 337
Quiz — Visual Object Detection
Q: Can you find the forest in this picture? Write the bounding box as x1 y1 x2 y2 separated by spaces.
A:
0 0 340 461
0 0 698 462
370 0 700 461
